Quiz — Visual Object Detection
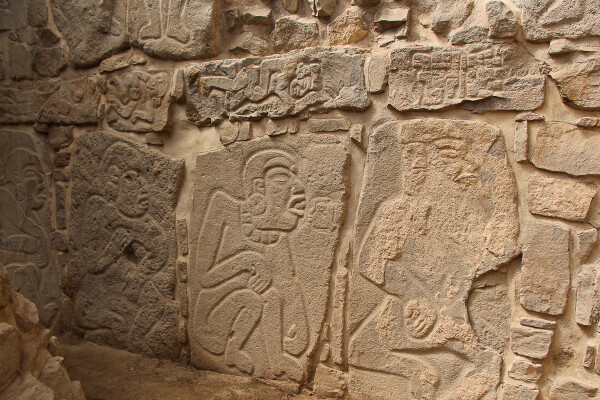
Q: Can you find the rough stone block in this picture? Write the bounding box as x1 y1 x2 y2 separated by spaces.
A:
38 77 102 125
308 118 352 132
508 359 542 383
511 325 553 359
374 8 409 33
551 58 600 110
500 383 539 400
243 5 272 25
0 322 21 392
328 9 368 46
486 1 516 38
0 372 54 400
575 262 599 326
273 17 319 53
549 377 598 400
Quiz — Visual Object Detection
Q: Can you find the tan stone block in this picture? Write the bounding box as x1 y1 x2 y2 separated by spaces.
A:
511 325 553 360
0 322 21 392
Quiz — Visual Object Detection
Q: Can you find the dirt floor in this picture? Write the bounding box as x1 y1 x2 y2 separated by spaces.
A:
58 336 313 400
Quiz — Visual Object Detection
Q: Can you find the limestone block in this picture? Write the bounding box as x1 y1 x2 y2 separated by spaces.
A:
348 119 519 400
519 317 555 330
349 124 364 144
0 372 54 400
243 5 272 25
573 228 598 265
374 8 409 34
0 81 58 124
308 0 336 17
575 262 599 325
328 9 368 46
508 359 542 383
515 112 544 122
177 219 188 256
331 265 348 365
511 325 553 359
188 135 348 383
583 342 595 368
99 50 147 74
104 69 172 133
308 118 352 132
185 48 369 126
0 322 21 392
314 364 346 399
521 221 570 316
267 119 299 136
38 77 102 125
450 26 489 45
530 122 600 176
486 1 516 38
69 130 184 359
516 0 600 42
128 0 219 61
273 17 319 53
499 383 539 400
229 32 270 57
527 175 597 222
431 0 474 34
50 0 129 67
365 53 389 94
0 130 61 327
177 261 187 284
20 328 52 375
388 45 545 112
514 121 528 163
577 117 600 128
549 377 598 399
551 59 600 110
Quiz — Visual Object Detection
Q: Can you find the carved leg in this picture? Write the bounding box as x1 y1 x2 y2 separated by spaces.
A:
280 279 309 356
139 0 161 40
166 0 191 43
224 300 262 374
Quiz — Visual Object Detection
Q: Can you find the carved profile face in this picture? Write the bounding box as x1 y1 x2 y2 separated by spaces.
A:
111 167 149 218
4 149 46 210
125 75 142 101
428 137 479 186
401 142 427 195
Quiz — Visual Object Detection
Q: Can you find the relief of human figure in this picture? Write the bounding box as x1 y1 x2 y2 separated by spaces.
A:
74 141 170 353
139 0 191 43
350 123 518 400
191 149 309 381
0 143 59 326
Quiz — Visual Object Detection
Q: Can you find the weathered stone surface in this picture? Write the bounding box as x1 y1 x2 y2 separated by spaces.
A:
365 53 389 94
177 219 188 256
331 262 348 366
104 69 172 133
549 377 598 399
273 17 319 53
575 262 599 325
50 0 129 67
38 77 102 125
548 38 591 55
388 44 545 111
266 119 298 137
0 372 54 400
12 291 39 332
349 119 519 400
48 126 74 150
583 343 595 368
314 365 346 399
521 221 570 316
516 112 544 122
551 59 600 110
351 0 379 6
528 175 596 222
328 9 368 46
8 43 33 81
308 0 336 17
127 0 218 60
99 50 147 74
69 130 183 359
229 32 270 57
511 325 553 359
486 1 516 38
516 0 600 42
243 5 271 25
38 357 83 400
374 8 409 34
188 135 348 383
308 118 351 132
576 116 600 128
520 317 555 330
32 46 67 78
573 227 598 265
514 121 528 163
0 81 58 124
508 359 542 383
0 130 61 326
349 124 363 144
0 0 27 31
431 0 474 34
450 25 489 45
185 48 369 126
530 122 600 176
0 322 20 392
499 383 539 400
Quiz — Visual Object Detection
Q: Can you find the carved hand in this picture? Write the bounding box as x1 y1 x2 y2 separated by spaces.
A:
247 254 271 294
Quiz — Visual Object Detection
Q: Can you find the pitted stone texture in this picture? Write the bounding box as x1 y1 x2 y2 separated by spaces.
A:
520 221 570 316
128 0 218 60
511 325 553 359
185 48 369 126
328 9 368 46
188 135 348 383
0 81 58 124
486 1 516 38
431 0 473 34
348 119 519 400
527 174 597 222
549 377 598 399
273 17 319 53
0 130 61 327
551 59 600 110
499 383 539 400
508 359 542 383
104 69 172 133
37 77 102 125
515 0 600 42
530 122 600 176
69 130 183 359
388 45 545 112
50 0 129 67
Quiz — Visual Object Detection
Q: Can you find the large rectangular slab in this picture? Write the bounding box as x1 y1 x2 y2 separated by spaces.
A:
388 44 545 111
528 174 597 222
0 82 58 124
69 130 183 359
185 47 369 126
348 119 519 400
188 135 348 383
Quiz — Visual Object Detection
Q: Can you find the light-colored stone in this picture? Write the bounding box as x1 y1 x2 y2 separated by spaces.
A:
527 174 597 222
0 322 21 392
520 221 570 316
575 262 599 325
508 359 542 383
530 122 600 176
273 17 319 53
499 383 539 400
99 50 147 74
12 291 39 332
549 377 598 400
188 135 348 383
69 130 183 359
229 32 270 56
576 117 600 128
583 342 595 369
349 124 364 144
519 317 555 330
511 325 553 359
364 53 389 94
450 25 489 45
551 59 600 110
328 9 368 46
308 118 352 132
177 219 188 256
331 263 348 366
267 119 299 136
374 8 409 34
38 356 81 400
548 39 591 55
243 5 271 25
308 0 337 17
486 1 516 38
128 0 219 60
515 112 544 122
349 119 518 400
573 227 598 265
431 0 474 34
388 44 545 112
514 121 528 163
314 364 346 399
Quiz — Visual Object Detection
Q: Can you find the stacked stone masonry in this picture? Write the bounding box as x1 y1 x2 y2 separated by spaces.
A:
1 0 600 399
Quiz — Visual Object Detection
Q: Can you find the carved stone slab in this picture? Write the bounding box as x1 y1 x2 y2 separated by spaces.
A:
50 0 129 68
128 0 219 60
69 130 183 359
551 59 600 110
515 0 600 42
528 174 597 222
0 82 58 124
188 135 348 383
0 130 61 326
37 77 102 125
185 48 369 126
104 70 172 132
388 44 545 111
530 122 600 176
348 119 519 400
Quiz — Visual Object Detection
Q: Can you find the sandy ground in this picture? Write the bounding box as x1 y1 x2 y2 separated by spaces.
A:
58 336 314 400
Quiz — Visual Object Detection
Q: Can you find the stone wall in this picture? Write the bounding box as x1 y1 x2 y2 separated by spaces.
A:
1 0 600 398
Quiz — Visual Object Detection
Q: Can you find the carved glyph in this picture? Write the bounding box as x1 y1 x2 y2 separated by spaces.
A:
188 135 348 383
69 131 183 359
348 119 519 400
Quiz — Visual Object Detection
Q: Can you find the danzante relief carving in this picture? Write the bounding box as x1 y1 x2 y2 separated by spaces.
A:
1 0 600 399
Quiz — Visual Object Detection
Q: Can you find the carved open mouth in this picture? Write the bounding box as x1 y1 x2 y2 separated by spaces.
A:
138 195 149 208
455 172 477 184
288 195 306 216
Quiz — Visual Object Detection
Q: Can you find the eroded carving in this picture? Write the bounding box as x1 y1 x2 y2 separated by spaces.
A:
348 119 519 400
69 131 183 359
185 48 369 126
189 135 347 383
